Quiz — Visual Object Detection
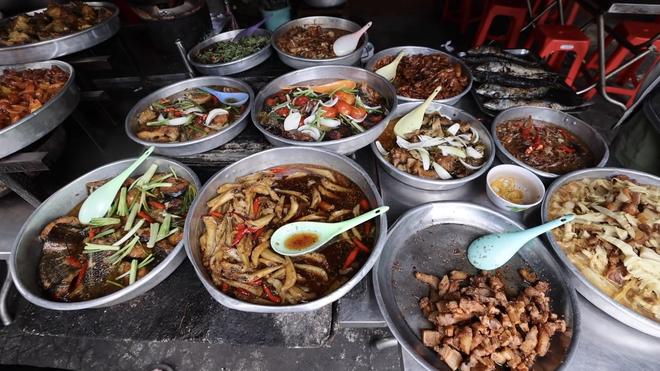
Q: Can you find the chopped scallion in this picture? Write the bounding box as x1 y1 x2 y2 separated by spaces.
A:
92 228 115 241
129 259 138 285
89 218 121 227
169 166 178 180
105 236 140 264
147 222 160 248
106 280 125 289
152 103 168 109
158 215 171 238
117 187 129 217
138 254 155 269
106 198 118 218
115 219 145 246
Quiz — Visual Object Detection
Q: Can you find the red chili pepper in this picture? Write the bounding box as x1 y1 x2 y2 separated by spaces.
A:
236 287 253 297
275 107 290 117
359 199 371 211
342 246 360 270
88 228 95 239
173 111 183 117
521 126 533 138
74 261 88 289
163 107 175 113
220 282 230 293
148 200 166 210
138 212 153 223
253 198 261 217
269 167 287 173
254 227 264 242
201 114 208 121
533 134 542 146
559 145 576 153
209 211 224 218
364 221 371 235
352 237 371 253
67 256 82 267
557 127 570 140
263 284 282 303
248 279 263 286
231 226 258 246
212 95 219 104
232 211 248 220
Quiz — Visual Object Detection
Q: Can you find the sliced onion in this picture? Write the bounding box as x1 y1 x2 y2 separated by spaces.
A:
439 145 466 158
432 162 453 180
416 135 446 148
411 147 430 170
320 96 339 107
466 146 483 159
298 125 321 140
458 134 472 142
356 96 381 110
396 136 414 150
205 108 229 126
303 115 316 125
375 141 388 156
168 115 193 126
469 127 480 144
450 136 468 147
447 123 460 136
284 111 302 131
345 113 367 123
319 118 341 128
157 114 165 122
459 158 486 170
184 107 203 114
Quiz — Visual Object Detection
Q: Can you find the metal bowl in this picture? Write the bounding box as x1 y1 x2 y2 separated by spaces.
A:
491 106 609 183
251 65 398 155
0 2 120 65
271 16 368 70
184 147 387 313
125 76 254 156
187 28 273 76
304 0 347 7
9 157 201 310
542 167 660 338
0 60 79 160
374 201 580 371
363 46 473 106
370 102 494 191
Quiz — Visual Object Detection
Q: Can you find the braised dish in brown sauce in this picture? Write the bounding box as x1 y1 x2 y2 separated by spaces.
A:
199 165 375 305
275 25 357 59
496 116 594 175
372 53 469 100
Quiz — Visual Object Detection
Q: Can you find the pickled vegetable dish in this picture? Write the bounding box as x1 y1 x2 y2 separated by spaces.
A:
258 79 390 142
200 165 375 305
496 116 594 175
37 164 197 302
135 86 248 143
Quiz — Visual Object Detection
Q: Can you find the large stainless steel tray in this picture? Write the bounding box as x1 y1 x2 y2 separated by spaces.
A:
10 156 201 310
0 2 120 65
491 106 609 183
541 167 660 338
364 46 472 106
187 28 273 76
370 102 495 191
0 60 79 160
374 201 581 371
125 76 254 156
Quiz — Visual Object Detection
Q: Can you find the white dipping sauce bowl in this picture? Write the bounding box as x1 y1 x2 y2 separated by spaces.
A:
486 164 546 212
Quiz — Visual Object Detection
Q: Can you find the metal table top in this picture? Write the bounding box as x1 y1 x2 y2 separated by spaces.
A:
579 0 660 14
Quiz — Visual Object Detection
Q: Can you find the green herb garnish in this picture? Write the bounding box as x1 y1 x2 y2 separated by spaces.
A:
195 35 271 64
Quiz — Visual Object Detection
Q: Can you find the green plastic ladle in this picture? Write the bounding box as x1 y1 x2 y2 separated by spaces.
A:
78 146 155 224
467 214 575 270
270 206 389 257
393 86 442 138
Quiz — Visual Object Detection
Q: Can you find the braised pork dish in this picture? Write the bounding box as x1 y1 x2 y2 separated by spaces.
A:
199 165 375 305
275 25 355 59
258 79 389 142
496 116 594 175
547 175 660 322
416 269 567 371
375 111 487 180
372 53 469 100
0 65 70 130
134 86 248 143
38 165 196 302
0 2 113 47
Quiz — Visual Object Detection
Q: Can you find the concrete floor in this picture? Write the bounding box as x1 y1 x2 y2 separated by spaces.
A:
1 7 657 371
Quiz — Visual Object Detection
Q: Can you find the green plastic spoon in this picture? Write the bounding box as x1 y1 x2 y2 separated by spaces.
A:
467 214 575 270
78 146 155 224
270 206 389 257
393 86 442 138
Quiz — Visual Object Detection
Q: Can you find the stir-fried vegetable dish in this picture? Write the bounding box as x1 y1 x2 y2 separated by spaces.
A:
372 53 469 100
258 79 389 142
37 164 197 302
496 116 594 175
0 1 112 47
275 26 355 59
193 35 271 64
0 66 69 130
547 175 660 322
200 165 375 305
375 111 487 180
135 86 247 143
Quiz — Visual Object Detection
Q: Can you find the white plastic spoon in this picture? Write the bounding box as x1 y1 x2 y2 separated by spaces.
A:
375 49 406 81
467 214 576 271
393 86 442 138
333 21 372 57
198 86 249 106
78 147 155 224
270 206 389 257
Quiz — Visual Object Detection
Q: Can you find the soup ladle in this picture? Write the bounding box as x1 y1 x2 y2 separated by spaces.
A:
467 214 575 270
197 86 249 106
270 206 389 257
333 21 372 57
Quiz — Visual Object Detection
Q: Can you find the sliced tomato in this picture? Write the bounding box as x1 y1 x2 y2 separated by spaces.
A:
293 96 310 106
334 100 352 116
333 90 356 105
275 107 290 117
320 106 337 118
349 106 367 119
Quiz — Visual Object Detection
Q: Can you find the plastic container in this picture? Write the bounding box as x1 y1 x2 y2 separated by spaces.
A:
261 7 291 31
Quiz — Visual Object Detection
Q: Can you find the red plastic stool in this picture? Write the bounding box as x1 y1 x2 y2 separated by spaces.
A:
524 24 590 87
473 0 528 48
441 0 490 35
582 21 660 104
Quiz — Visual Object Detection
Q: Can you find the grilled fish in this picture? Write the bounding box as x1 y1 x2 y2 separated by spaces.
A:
475 84 550 99
472 70 563 89
38 221 85 299
475 61 559 79
483 98 591 111
461 54 541 68
466 45 535 65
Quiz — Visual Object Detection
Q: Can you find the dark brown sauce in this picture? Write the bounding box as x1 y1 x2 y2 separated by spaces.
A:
284 232 320 250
